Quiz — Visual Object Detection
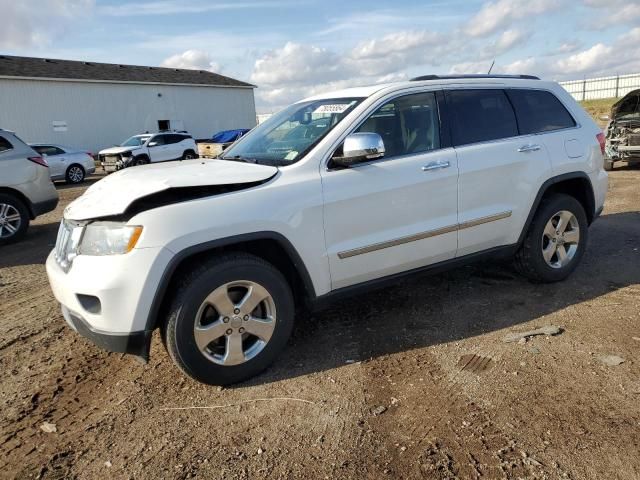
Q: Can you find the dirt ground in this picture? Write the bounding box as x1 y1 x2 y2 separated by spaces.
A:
1 168 639 480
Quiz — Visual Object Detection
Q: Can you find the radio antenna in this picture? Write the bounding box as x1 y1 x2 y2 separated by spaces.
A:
488 59 495 74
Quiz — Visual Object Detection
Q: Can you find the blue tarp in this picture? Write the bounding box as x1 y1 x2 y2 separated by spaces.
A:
210 129 250 143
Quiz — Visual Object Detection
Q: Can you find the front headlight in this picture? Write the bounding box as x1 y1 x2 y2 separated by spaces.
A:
78 223 143 256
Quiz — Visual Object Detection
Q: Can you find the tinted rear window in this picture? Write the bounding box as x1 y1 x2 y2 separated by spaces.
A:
507 89 576 134
0 136 13 153
448 90 518 146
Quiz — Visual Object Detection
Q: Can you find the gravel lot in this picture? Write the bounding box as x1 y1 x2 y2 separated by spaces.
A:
1 169 639 480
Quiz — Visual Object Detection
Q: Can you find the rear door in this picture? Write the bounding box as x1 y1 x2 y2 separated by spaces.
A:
321 90 459 290
446 88 552 256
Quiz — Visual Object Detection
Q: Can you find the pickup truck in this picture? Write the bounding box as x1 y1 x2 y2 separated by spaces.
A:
196 129 250 159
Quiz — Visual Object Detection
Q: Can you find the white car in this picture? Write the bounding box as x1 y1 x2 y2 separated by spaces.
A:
30 144 96 184
47 75 608 385
98 132 198 172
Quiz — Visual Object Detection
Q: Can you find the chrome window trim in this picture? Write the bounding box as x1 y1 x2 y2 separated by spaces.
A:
337 210 512 259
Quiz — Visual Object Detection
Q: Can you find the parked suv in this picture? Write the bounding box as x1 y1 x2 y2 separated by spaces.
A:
47 75 608 385
98 132 197 172
0 129 59 244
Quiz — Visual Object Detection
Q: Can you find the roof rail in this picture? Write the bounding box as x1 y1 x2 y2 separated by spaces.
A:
411 74 540 81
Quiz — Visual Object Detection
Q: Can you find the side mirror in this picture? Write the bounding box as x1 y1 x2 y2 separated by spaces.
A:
148 141 159 147
599 115 610 121
331 132 385 167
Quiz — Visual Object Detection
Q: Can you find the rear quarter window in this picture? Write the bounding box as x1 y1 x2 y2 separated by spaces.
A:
447 89 518 146
0 136 13 153
507 89 576 134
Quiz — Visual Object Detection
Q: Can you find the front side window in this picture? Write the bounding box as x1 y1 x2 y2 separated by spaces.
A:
507 89 576 134
448 89 518 146
0 136 13 153
355 92 441 158
121 135 151 147
222 98 363 166
150 135 166 146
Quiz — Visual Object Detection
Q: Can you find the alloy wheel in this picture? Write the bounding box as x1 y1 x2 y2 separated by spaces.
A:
541 210 580 269
0 203 21 239
68 166 84 183
193 280 276 366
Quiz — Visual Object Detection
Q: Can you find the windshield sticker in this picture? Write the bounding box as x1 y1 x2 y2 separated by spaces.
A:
313 104 351 114
285 151 298 161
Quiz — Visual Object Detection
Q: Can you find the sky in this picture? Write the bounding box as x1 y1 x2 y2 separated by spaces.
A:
1 0 639 113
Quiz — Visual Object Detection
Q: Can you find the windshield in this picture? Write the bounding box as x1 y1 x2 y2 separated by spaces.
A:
222 98 363 166
121 135 151 147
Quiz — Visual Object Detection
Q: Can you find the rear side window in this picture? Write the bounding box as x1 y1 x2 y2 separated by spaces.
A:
0 136 13 153
33 145 65 156
447 90 518 146
507 89 576 134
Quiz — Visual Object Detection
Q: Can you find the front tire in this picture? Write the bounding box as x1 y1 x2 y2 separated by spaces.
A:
162 253 294 385
182 150 196 160
604 159 614 171
515 194 588 283
0 193 30 245
65 164 85 184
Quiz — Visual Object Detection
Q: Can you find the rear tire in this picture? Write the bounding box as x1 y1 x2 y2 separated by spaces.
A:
161 253 294 385
604 159 614 171
515 194 588 283
182 150 196 160
65 164 85 184
0 193 30 245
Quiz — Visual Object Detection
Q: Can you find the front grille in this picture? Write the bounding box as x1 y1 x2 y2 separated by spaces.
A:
54 221 83 271
54 221 72 263
628 134 640 147
102 154 120 165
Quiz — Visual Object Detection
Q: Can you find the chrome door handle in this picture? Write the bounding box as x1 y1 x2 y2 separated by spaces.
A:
517 144 542 152
422 160 450 171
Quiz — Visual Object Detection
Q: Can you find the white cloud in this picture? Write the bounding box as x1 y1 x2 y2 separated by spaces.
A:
481 29 531 58
350 30 443 60
99 0 302 16
466 0 564 37
250 42 342 87
581 0 640 29
161 50 221 72
0 0 94 49
552 43 613 74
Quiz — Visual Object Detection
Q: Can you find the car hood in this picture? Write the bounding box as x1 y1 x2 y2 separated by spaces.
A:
64 159 278 221
99 146 137 155
611 89 640 119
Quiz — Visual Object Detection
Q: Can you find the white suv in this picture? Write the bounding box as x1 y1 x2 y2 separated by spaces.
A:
98 132 197 172
47 75 608 385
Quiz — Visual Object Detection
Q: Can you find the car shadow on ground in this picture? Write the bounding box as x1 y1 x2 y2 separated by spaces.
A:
238 211 640 387
53 174 104 190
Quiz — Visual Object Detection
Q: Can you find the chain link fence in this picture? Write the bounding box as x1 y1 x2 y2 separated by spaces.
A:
560 73 640 101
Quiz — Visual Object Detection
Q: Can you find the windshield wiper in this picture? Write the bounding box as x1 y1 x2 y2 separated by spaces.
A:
220 155 258 164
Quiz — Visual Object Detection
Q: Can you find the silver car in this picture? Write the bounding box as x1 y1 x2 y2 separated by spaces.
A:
0 129 59 244
30 144 96 184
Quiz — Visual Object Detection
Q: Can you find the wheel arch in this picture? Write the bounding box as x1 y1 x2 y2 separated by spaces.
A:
0 187 35 219
145 232 316 331
518 172 596 246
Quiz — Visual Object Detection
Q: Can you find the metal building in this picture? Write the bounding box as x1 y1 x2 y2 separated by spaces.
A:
0 55 256 153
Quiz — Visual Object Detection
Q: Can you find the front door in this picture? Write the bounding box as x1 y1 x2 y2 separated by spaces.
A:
321 91 459 290
148 134 169 162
